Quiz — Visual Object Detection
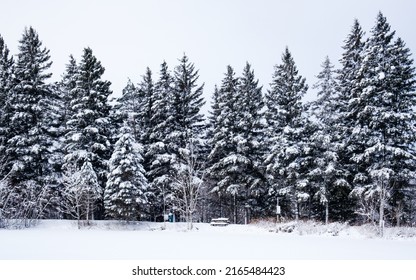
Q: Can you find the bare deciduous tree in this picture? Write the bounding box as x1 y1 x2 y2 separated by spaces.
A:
0 179 52 228
172 144 205 230
61 161 101 228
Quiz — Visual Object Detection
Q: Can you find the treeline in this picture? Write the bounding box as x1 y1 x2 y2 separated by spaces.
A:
0 12 415 231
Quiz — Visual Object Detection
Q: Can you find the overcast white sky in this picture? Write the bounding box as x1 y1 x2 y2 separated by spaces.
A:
1 0 415 112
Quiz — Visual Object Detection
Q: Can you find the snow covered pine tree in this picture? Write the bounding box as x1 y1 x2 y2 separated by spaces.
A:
3 27 58 221
264 47 309 221
63 47 112 220
347 13 416 234
104 123 148 221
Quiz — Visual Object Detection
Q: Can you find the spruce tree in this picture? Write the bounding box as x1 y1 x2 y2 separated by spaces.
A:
206 85 221 142
169 55 205 215
235 63 266 219
104 123 148 220
349 13 416 231
207 66 241 221
137 67 155 148
64 47 112 219
6 27 53 186
308 56 348 223
334 19 366 222
47 55 80 218
115 79 140 141
264 47 309 220
170 54 205 152
388 37 416 225
150 61 175 145
0 35 14 223
204 85 222 218
136 68 157 212
0 35 13 103
1 27 61 219
0 35 14 178
207 63 265 223
59 55 78 129
146 61 176 221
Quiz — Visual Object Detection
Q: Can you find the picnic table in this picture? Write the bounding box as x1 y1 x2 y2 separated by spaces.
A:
210 218 229 226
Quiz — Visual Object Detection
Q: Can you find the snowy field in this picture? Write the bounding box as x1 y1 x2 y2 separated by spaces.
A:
1 220 415 260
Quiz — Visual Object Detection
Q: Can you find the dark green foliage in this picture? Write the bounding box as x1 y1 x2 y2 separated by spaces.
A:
6 27 53 186
264 47 309 220
347 13 416 227
104 123 148 220
207 63 266 223
64 47 112 219
1 14 416 226
0 34 14 178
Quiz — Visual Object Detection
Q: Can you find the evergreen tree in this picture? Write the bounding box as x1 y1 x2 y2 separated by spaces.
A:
206 85 221 142
150 61 175 145
0 35 13 104
64 47 112 219
115 79 140 140
207 63 265 223
0 35 14 178
308 56 348 223
5 27 53 186
349 13 416 231
170 54 205 153
207 66 241 221
334 19 366 222
53 55 79 159
387 37 416 225
264 47 309 220
137 67 155 148
1 27 62 219
146 61 176 221
59 55 78 129
48 55 80 218
0 35 14 223
135 68 158 214
235 63 266 220
104 123 148 220
204 85 221 219
169 54 205 217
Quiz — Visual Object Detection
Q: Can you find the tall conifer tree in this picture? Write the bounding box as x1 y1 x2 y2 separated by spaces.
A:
348 13 416 231
146 61 176 220
309 56 348 223
6 27 53 186
0 35 14 178
207 66 241 221
235 63 266 219
64 47 112 219
104 123 148 220
170 54 205 218
264 47 309 220
334 19 366 221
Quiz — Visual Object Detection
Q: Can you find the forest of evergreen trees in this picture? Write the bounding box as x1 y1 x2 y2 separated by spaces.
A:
1 12 416 230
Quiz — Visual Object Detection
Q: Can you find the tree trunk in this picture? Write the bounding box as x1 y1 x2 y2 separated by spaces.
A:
395 201 402 227
219 193 223 217
295 200 299 222
325 201 329 225
379 182 385 237
188 209 193 230
233 194 237 224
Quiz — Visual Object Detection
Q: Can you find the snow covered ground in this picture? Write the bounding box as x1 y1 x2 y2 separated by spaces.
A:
1 220 415 260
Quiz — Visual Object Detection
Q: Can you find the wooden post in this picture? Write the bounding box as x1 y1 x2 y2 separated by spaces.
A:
276 197 281 223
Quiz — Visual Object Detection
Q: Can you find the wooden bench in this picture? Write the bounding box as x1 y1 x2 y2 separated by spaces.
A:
210 218 229 226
